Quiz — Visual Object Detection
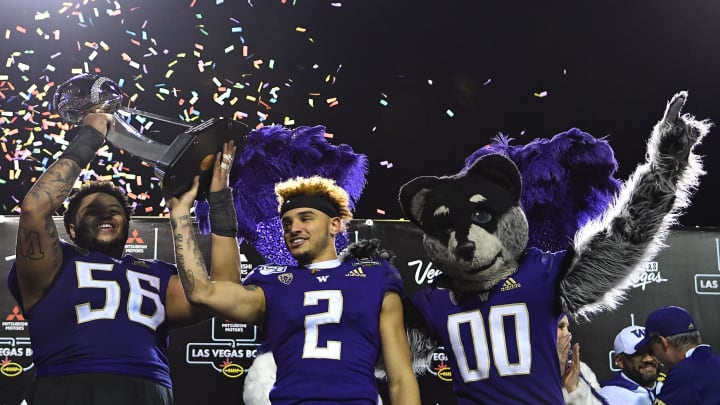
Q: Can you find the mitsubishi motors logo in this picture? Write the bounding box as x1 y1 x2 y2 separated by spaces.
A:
5 306 24 321
2 306 27 332
125 228 149 254
126 229 145 244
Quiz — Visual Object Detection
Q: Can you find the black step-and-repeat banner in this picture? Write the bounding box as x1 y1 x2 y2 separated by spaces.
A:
2 217 720 404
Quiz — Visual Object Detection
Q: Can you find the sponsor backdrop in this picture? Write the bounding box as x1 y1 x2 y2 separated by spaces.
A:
1 217 719 404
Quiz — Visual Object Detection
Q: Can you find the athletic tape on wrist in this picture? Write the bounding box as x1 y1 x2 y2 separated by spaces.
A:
60 126 105 167
207 187 238 237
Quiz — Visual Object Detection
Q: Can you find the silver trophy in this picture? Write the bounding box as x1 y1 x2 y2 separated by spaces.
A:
53 73 248 199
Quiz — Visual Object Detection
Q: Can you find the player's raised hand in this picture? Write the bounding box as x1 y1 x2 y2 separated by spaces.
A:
81 112 115 136
210 140 236 193
167 175 200 214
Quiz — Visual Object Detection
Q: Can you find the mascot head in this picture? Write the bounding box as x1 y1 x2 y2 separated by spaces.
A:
399 154 529 293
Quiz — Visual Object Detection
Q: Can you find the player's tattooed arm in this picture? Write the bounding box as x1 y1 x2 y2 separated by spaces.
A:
167 175 265 323
170 214 267 323
14 158 86 309
170 213 209 296
27 159 81 205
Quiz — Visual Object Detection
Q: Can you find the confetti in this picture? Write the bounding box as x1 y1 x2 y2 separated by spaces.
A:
35 11 51 21
0 1 362 217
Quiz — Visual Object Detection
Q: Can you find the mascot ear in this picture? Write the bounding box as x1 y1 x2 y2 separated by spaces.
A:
464 154 522 203
398 176 439 228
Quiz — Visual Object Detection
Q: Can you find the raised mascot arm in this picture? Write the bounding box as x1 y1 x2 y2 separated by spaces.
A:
559 91 712 318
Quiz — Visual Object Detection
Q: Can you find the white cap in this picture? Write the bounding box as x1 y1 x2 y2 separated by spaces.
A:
613 325 646 355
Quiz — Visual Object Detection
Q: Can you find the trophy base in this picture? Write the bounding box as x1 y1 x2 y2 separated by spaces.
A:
155 118 248 200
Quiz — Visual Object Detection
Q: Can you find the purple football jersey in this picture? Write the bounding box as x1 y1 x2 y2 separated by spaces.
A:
244 258 403 404
413 248 566 404
8 241 176 388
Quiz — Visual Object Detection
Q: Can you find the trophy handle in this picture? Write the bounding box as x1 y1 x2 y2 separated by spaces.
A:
106 113 169 164
118 106 194 129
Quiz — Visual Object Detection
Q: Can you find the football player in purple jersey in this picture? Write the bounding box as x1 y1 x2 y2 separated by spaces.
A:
168 175 421 405
8 113 241 405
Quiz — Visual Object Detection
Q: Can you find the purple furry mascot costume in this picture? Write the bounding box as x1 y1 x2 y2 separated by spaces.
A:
464 127 621 251
398 92 711 403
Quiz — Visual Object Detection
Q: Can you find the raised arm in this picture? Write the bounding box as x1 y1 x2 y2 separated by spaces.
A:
379 292 421 405
560 92 712 317
206 141 241 284
15 113 111 310
165 142 246 324
167 176 265 324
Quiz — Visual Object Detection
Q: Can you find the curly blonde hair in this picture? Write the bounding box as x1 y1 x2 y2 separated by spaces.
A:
275 176 353 221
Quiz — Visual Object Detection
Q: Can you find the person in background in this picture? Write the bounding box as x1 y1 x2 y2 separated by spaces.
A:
634 305 720 405
557 314 608 405
167 175 421 404
8 112 240 405
599 325 663 405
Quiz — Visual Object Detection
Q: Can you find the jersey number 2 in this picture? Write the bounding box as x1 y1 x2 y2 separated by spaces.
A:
302 290 343 360
74 262 165 330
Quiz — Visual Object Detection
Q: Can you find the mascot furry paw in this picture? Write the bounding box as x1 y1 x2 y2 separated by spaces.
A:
398 91 711 404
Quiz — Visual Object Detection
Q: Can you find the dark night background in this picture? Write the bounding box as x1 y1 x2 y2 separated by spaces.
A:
1 0 719 226
2 1 720 404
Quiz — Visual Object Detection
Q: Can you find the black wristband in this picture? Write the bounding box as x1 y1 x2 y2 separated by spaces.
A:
207 187 238 237
60 126 105 167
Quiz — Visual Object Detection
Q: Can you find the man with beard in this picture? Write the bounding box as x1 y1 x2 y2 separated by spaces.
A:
7 112 241 405
600 325 663 405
